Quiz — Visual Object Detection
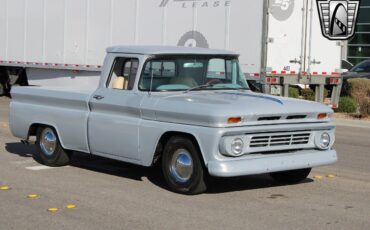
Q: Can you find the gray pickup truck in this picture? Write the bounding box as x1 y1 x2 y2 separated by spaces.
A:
10 46 337 194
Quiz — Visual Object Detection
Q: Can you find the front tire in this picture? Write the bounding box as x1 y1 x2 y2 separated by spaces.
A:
270 168 312 184
162 136 208 195
34 126 72 167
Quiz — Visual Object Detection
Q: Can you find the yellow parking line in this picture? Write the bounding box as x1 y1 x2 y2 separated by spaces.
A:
0 186 11 190
47 208 59 213
313 175 324 180
27 194 40 199
66 204 76 209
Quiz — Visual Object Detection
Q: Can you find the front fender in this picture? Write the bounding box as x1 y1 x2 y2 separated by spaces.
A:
138 120 222 167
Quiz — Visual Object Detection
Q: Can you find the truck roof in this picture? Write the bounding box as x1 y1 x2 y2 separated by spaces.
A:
106 46 238 56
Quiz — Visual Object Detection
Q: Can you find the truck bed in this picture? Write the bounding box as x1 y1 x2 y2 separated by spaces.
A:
10 86 93 153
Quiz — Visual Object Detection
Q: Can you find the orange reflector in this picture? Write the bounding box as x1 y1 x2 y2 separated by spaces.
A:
228 117 242 124
317 113 327 119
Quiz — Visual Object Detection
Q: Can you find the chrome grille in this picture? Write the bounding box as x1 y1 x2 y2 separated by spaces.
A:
249 133 311 148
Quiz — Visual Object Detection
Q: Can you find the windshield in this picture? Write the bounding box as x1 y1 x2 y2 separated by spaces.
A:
138 56 249 92
350 60 370 72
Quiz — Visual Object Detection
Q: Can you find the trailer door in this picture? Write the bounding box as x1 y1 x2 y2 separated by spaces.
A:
306 0 341 74
266 0 306 74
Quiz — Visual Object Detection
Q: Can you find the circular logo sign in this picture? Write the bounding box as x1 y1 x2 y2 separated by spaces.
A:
177 31 209 48
269 0 295 21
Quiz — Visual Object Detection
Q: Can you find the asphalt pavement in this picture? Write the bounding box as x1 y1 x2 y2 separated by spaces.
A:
0 97 369 230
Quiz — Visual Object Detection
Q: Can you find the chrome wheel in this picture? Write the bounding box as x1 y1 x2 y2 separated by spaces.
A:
162 136 208 194
40 128 57 156
169 149 194 184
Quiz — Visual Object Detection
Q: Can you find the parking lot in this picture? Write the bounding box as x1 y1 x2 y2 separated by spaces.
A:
0 97 369 230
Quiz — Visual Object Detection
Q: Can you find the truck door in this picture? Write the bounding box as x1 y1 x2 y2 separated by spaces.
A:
88 56 142 162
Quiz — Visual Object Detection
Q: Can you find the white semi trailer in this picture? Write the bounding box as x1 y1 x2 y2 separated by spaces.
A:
0 0 344 106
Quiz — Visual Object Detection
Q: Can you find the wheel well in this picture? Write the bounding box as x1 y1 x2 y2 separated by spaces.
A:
153 131 204 166
28 124 39 137
28 123 47 138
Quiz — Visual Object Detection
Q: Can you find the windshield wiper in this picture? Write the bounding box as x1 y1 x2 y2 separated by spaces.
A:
185 83 213 93
211 87 249 91
185 84 250 93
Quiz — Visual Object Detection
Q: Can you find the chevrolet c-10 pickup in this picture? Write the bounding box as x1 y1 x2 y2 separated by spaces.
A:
9 46 337 194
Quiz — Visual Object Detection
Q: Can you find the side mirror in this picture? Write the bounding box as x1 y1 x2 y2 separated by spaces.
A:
341 60 354 71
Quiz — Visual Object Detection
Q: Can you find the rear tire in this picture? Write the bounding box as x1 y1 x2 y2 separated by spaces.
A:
270 168 312 184
162 136 208 195
34 126 72 167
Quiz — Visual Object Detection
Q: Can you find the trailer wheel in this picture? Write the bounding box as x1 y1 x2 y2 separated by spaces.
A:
35 126 72 167
162 136 208 195
0 67 8 96
270 168 312 184
0 83 4 96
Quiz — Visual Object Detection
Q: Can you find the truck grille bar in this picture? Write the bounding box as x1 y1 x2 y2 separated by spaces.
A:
249 133 311 148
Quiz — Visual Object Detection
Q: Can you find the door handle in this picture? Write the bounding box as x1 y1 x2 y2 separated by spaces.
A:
310 59 321 65
93 95 104 100
289 58 301 64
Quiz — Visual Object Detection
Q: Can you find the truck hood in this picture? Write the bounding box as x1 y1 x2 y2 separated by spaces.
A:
143 90 333 127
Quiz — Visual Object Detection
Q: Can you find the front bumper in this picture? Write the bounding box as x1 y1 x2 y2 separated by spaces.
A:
207 149 337 177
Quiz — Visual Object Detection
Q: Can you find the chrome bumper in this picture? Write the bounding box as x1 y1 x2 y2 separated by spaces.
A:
208 149 337 177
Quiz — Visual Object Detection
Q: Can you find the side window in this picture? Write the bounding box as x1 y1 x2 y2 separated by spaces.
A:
108 57 139 90
128 60 139 90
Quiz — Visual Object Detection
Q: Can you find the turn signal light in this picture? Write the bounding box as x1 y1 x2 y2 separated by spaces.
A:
317 113 328 119
228 117 243 124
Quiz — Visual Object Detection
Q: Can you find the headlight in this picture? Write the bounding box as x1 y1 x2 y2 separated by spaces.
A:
318 132 330 149
231 138 244 156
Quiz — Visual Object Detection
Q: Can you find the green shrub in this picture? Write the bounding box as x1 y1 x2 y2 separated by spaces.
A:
288 87 299 98
347 78 370 116
335 97 357 113
301 88 315 101
324 88 329 98
300 88 330 101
